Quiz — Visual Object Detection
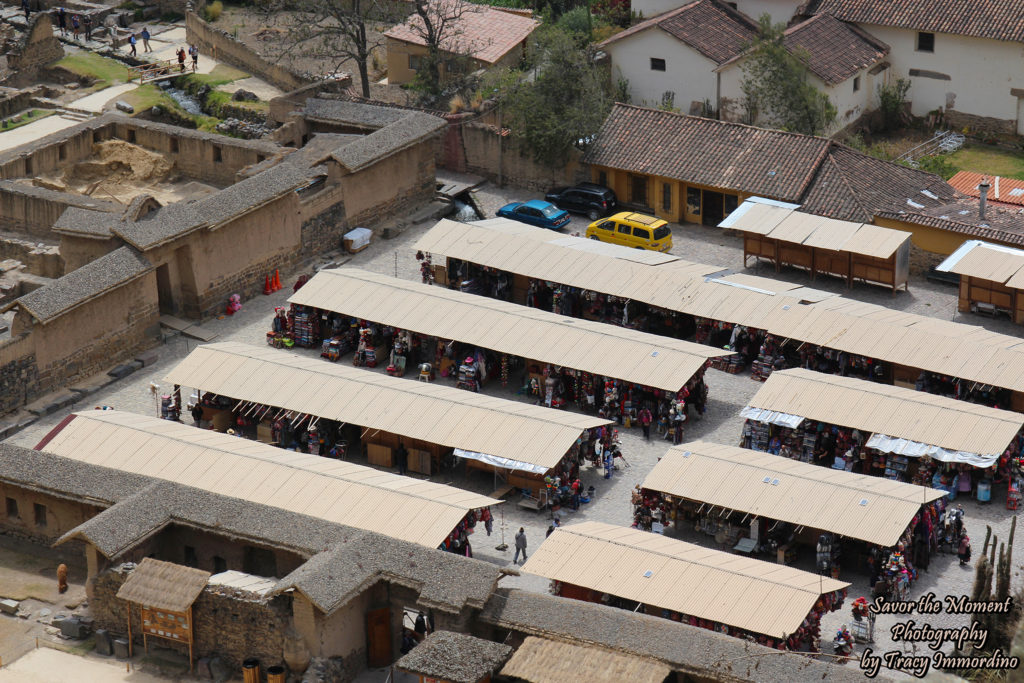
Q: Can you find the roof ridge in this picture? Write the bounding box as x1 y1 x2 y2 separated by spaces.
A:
599 0 701 47
807 150 872 221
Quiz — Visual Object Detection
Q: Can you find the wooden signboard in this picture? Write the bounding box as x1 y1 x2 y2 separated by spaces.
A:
139 605 195 669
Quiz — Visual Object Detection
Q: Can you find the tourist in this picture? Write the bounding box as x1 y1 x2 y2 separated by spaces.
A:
189 43 198 71
21 0 29 21
958 534 972 566
141 26 150 52
513 527 528 564
546 517 559 538
177 47 186 72
395 438 408 476
70 13 79 40
190 403 203 427
128 32 137 56
83 14 91 41
638 405 652 441
480 506 492 536
57 6 67 36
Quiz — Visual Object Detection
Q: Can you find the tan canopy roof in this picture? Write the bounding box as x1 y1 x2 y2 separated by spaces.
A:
748 368 1024 457
39 409 501 548
724 200 911 257
418 219 1024 393
116 558 210 613
937 240 1024 288
289 268 725 393
523 522 848 639
500 636 672 683
643 441 946 546
164 342 607 470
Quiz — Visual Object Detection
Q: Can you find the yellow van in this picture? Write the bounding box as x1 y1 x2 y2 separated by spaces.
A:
585 212 673 252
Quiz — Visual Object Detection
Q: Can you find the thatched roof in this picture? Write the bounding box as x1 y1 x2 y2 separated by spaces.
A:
116 557 210 613
501 636 671 683
396 631 512 683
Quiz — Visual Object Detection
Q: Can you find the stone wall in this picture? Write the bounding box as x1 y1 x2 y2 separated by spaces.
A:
5 14 63 74
341 142 437 229
186 12 312 93
0 87 40 120
944 109 1017 137
0 333 39 414
300 194 347 258
456 122 584 192
0 233 63 277
0 181 118 238
92 568 296 673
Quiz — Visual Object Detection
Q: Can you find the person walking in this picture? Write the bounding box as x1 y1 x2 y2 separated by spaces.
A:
189 43 198 71
638 405 652 441
83 14 92 42
395 439 408 476
141 26 151 52
70 14 79 40
128 33 137 56
480 506 492 536
513 527 528 565
21 0 29 21
177 46 186 73
57 7 67 36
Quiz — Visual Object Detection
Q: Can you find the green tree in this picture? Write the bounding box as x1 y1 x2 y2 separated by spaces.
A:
740 15 836 136
877 77 911 132
496 25 613 167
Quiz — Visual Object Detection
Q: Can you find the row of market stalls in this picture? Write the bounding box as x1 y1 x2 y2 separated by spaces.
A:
163 342 610 497
720 199 912 292
740 368 1024 496
522 521 849 652
284 267 726 423
415 218 1024 411
36 409 501 552
937 239 1024 325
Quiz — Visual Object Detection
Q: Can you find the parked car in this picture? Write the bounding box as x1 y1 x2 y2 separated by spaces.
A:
545 183 617 221
585 212 673 252
497 199 571 230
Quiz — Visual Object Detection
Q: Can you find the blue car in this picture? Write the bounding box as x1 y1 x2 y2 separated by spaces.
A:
496 199 571 230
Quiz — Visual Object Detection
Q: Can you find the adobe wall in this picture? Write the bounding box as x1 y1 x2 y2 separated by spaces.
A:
0 481 104 544
457 122 583 192
26 269 160 391
186 12 312 93
0 233 62 277
60 234 122 272
0 182 118 239
300 186 347 257
944 110 1017 137
341 142 436 228
91 568 295 673
157 525 306 578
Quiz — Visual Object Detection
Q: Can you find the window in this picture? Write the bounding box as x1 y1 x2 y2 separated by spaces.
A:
126 129 136 144
633 227 650 240
184 546 198 568
724 193 738 215
686 187 701 215
853 76 861 92
256 154 265 163
597 220 614 231
409 54 423 71
653 225 671 240
23 157 31 175
617 223 631 234
630 175 647 204
5 497 17 519
650 58 666 72
169 137 179 153
33 503 46 528
917 32 934 52
213 146 222 163
662 182 671 211
597 171 608 187
213 556 227 574
58 145 66 161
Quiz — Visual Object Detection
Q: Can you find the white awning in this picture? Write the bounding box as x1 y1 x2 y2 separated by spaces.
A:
865 434 998 468
453 448 549 475
740 406 805 429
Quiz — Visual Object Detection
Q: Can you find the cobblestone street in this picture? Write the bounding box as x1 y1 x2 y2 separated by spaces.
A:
9 181 1024 678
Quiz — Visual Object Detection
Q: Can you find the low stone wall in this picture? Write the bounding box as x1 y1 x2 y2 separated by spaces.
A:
0 88 39 120
945 109 1016 137
186 12 311 93
0 233 63 277
456 122 583 192
0 333 39 414
92 568 295 674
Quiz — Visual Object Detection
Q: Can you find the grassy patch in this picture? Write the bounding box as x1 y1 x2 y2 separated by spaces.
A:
183 63 249 89
55 53 133 91
119 84 170 112
947 144 1024 180
0 109 55 132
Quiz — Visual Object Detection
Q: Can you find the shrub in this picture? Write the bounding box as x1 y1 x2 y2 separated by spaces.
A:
202 0 223 22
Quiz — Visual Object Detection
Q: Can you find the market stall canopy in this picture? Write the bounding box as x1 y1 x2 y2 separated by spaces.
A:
163 342 608 471
417 219 1024 394
745 368 1024 466
289 268 728 393
500 636 672 683
937 240 1024 288
38 409 501 549
721 199 912 259
522 522 848 640
643 441 946 547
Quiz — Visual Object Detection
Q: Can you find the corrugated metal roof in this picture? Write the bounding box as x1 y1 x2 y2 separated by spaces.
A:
40 409 501 548
642 441 946 547
163 342 606 470
418 219 1024 392
289 269 725 393
523 522 848 639
748 369 1023 456
936 239 1024 286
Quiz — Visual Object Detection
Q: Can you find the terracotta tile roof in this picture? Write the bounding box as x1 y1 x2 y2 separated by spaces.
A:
810 0 1024 43
384 1 539 64
782 14 888 85
949 171 1024 207
601 0 759 65
879 200 1024 246
584 104 959 221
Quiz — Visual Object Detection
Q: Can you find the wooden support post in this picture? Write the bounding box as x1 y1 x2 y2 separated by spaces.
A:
126 604 133 657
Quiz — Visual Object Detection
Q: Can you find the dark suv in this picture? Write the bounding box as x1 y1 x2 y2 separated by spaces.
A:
545 183 617 221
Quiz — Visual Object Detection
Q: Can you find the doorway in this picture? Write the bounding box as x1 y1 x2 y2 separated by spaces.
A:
365 607 391 667
155 263 176 315
1017 96 1024 136
701 190 725 226
630 174 648 206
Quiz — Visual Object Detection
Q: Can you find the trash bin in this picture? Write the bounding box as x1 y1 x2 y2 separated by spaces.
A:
113 638 130 659
242 658 260 683
977 479 992 503
267 665 286 683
